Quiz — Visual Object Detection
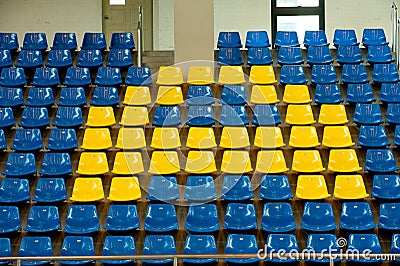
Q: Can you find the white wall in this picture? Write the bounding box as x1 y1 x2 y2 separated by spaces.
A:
153 0 174 50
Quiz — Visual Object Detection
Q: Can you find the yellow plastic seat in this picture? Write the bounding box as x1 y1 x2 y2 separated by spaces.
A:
283 85 311 104
119 106 149 126
76 152 109 175
70 177 104 202
112 152 144 175
115 128 146 150
218 66 245 85
254 127 285 148
285 104 315 125
295 175 330 200
250 85 279 104
108 176 141 201
318 104 348 125
156 86 184 105
322 126 354 148
292 150 325 173
80 128 112 150
123 86 151 105
185 150 216 174
334 175 369 199
156 66 184 85
221 150 253 174
149 151 180 174
249 65 276 84
219 127 250 149
328 149 361 172
255 150 288 173
150 127 181 149
86 106 116 127
186 127 217 149
187 66 214 85
289 126 320 148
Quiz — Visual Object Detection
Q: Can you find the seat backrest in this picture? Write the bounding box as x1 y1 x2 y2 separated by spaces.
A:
0 33 19 50
185 204 219 233
22 33 48 50
82 32 106 50
125 66 152 85
52 32 77 50
110 32 135 49
104 204 139 231
217 31 242 48
33 177 67 203
221 175 253 201
245 30 270 48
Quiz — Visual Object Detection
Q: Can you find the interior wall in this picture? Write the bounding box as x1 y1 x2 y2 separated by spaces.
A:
153 0 174 50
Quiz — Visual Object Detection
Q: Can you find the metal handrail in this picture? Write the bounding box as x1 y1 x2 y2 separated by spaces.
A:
392 2 399 65
137 6 143 66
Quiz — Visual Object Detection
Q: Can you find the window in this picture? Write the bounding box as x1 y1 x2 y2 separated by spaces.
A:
110 0 125 5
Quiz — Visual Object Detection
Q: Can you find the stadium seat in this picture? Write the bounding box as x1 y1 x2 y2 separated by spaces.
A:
22 32 48 51
33 178 67 203
101 236 136 265
0 130 5 150
225 234 260 264
221 175 254 201
59 236 95 265
274 31 299 47
219 105 248 126
186 85 214 105
122 86 151 105
353 103 383 125
259 175 292 201
340 202 376 231
142 235 176 264
16 50 43 68
112 152 144 175
322 125 354 148
144 204 178 233
218 65 245 84
81 128 112 150
53 107 83 128
346 83 375 103
302 202 337 232
90 86 119 106
250 85 279 104
0 67 26 87
252 104 281 126
364 149 398 172
373 63 400 83
292 150 324 172
152 105 181 127
0 178 30 203
0 238 11 264
304 30 328 47
58 87 86 107
11 128 43 151
25 87 54 107
156 66 184 85
187 66 214 85
183 235 217 264
2 153 36 177
306 46 333 65
255 150 288 173
334 175 369 199
379 203 400 230
362 28 388 46
283 84 311 104
184 175 217 201
64 67 91 86
120 106 149 126
76 152 109 175
86 106 116 127
220 127 250 149
19 106 49 128
254 126 284 148
125 66 152 86
0 107 14 128
367 44 394 64
341 64 369 84
221 150 252 174
0 206 21 233
280 65 307 84
110 32 135 49
262 203 297 232
391 234 400 262
285 104 315 125
150 127 181 149
220 85 247 105
249 65 276 84
24 206 61 233
185 204 219 233
247 47 273 65
108 176 141 201
265 234 299 263
52 32 77 50
70 178 105 202
186 127 217 149
328 149 361 172
156 86 184 105
0 87 23 107
336 45 363 64
106 48 132 68
104 204 139 232
296 175 330 199
278 47 303 65
64 205 100 234
314 84 343 104
185 150 217 174
347 234 382 263
82 32 106 50
0 50 12 69
32 67 60 87
95 66 122 86
318 104 348 125
245 30 270 47
76 49 103 68
333 29 359 46
381 83 400 103
387 103 400 124
217 47 243 65
305 234 341 263
372 174 400 200
0 33 19 51
223 203 257 231
148 151 180 175
217 31 242 48
310 64 338 84
18 236 53 266
395 126 400 146
39 152 72 176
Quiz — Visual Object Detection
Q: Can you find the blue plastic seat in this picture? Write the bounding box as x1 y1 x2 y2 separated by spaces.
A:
381 83 400 103
358 125 389 148
340 202 376 231
0 67 26 87
59 236 95 265
52 33 77 50
0 130 5 150
185 204 219 233
247 47 273 65
90 86 119 106
0 50 12 68
372 174 400 200
64 205 100 234
24 206 60 233
310 64 338 84
100 236 136 265
125 66 152 86
0 33 19 51
347 234 382 263
336 45 363 64
362 28 388 46
353 103 383 125
265 234 299 263
144 204 178 233
259 175 292 201
107 48 133 68
19 107 50 128
367 45 394 64
245 31 270 48
25 87 54 107
64 67 91 87
76 49 103 68
252 104 281 126
39 152 72 176
277 47 303 65
0 238 11 264
373 63 400 83
32 67 60 87
341 64 369 84
142 235 176 264
186 85 214 105
391 234 400 262
275 31 299 48
46 128 78 151
314 84 343 104
0 206 21 233
104 204 139 232
33 178 67 203
221 175 253 201
0 178 30 203
53 107 83 128
302 202 337 232
395 125 400 146
333 29 359 46
346 83 375 103
217 32 242 48
217 48 243 65
58 87 86 107
95 66 122 86
262 202 297 233
110 32 135 49
305 234 341 263
185 175 217 201
22 33 48 51
16 50 43 69
81 32 106 50
387 103 400 124
304 30 328 47
220 105 248 126
11 128 43 151
306 46 333 65
19 237 53 266
220 85 246 105
365 149 398 172
225 234 260 264
47 49 73 68
183 235 217 264
186 105 214 126
223 203 257 231
379 203 400 230
147 175 179 202
152 105 181 127
2 153 36 177
280 65 307 84
0 87 23 107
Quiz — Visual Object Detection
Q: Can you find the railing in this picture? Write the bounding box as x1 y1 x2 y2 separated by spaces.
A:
392 2 400 66
137 5 144 66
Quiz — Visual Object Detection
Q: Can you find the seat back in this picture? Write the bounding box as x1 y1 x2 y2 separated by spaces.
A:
77 49 103 68
217 31 242 48
259 175 292 200
245 30 270 48
302 202 336 232
0 206 21 233
33 178 67 203
52 32 77 50
32 67 60 87
144 204 178 232
221 175 253 201
82 32 106 50
104 204 139 231
125 66 152 85
25 206 60 233
22 33 48 50
16 50 43 68
185 204 219 233
0 33 19 50
110 32 135 49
